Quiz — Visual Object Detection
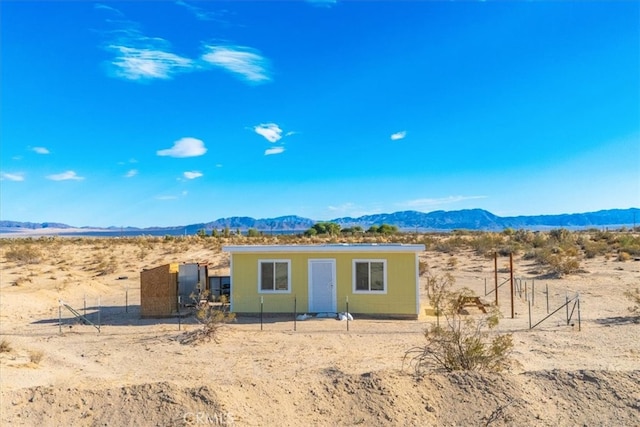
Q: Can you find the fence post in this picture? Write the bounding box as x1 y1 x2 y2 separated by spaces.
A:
510 253 514 319
532 280 535 307
346 296 349 332
565 293 569 325
577 295 581 332
494 252 498 306
260 296 264 331
59 304 62 334
293 296 297 332
528 299 532 329
546 284 549 314
125 287 129 313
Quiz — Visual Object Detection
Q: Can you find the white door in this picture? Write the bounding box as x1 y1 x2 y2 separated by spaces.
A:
308 259 336 313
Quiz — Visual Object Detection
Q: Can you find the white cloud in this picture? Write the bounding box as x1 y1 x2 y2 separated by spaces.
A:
254 123 283 143
46 171 84 181
107 44 194 81
265 147 285 156
124 169 138 178
390 131 407 141
183 171 203 179
156 195 178 201
32 147 50 154
175 0 224 21
1 172 25 182
157 137 207 158
401 195 487 209
201 45 271 84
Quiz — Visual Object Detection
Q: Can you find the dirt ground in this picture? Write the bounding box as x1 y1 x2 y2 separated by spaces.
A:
0 235 639 426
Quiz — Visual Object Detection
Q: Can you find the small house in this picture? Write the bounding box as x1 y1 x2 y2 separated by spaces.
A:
222 244 425 319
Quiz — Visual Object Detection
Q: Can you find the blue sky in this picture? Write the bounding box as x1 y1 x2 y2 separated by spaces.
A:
1 0 638 228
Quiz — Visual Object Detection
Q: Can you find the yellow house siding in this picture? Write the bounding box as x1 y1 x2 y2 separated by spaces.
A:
229 249 420 317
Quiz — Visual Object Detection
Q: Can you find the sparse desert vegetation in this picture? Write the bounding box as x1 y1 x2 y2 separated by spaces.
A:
0 228 639 426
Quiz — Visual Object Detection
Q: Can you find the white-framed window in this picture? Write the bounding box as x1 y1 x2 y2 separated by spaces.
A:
258 259 291 293
353 259 387 293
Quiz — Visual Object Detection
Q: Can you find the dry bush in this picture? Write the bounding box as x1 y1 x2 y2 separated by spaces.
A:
180 293 235 345
0 339 12 353
625 287 640 317
3 244 43 265
29 350 44 364
404 289 513 374
12 276 32 287
617 251 632 262
446 256 458 270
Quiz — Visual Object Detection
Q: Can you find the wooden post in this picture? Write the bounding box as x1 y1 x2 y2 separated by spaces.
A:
565 293 569 325
59 304 62 334
125 287 129 313
494 252 498 306
260 296 264 331
528 299 532 329
510 253 514 318
293 296 297 332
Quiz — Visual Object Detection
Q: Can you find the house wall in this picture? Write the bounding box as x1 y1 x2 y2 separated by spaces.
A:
230 251 419 317
140 263 179 318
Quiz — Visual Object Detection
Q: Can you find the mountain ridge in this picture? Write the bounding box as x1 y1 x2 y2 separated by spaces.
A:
1 208 638 233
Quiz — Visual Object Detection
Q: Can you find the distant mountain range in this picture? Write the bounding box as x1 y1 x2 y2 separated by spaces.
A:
1 208 638 235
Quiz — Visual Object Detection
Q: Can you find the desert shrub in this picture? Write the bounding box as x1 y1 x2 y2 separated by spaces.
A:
469 233 504 256
29 350 44 364
4 245 43 265
617 235 640 256
404 289 513 374
625 287 640 317
180 293 235 345
424 272 455 327
0 339 12 353
582 240 609 259
618 251 632 262
446 256 458 270
549 228 573 244
418 260 429 277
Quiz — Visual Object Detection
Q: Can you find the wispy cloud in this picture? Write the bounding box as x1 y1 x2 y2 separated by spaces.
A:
98 9 271 85
401 195 487 209
1 172 25 182
265 147 285 156
46 171 84 181
183 171 203 179
106 41 194 81
156 195 178 201
390 131 407 141
157 137 207 158
201 45 271 84
32 146 50 154
175 0 225 22
254 123 283 143
327 203 381 218
307 0 338 7
124 169 138 178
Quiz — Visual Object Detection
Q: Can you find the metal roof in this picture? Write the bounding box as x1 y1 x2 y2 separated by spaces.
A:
222 244 425 253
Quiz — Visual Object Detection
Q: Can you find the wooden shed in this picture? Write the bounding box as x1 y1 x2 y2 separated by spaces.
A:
139 263 208 318
140 263 179 318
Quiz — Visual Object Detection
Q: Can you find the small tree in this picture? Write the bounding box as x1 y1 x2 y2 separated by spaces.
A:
404 289 513 374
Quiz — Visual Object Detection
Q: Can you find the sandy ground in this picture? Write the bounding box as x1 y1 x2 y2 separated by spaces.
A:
0 236 639 426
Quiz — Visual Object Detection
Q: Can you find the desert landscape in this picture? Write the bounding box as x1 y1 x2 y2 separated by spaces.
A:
0 231 639 426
